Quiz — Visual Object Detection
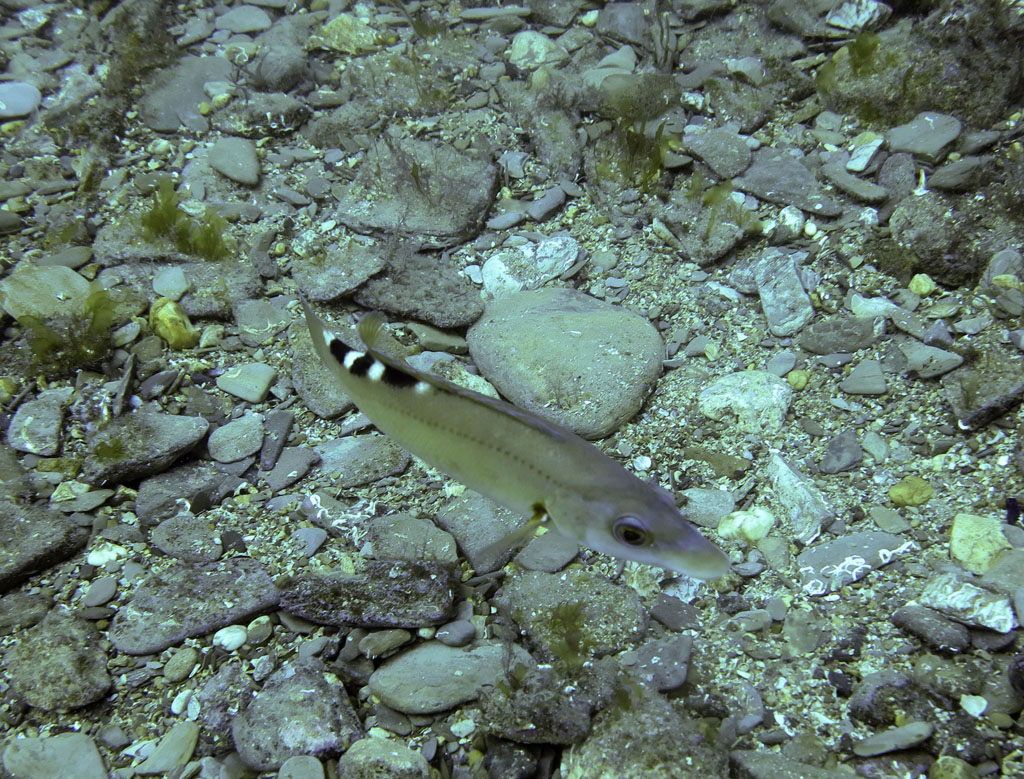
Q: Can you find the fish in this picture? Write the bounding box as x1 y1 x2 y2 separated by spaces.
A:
300 297 730 580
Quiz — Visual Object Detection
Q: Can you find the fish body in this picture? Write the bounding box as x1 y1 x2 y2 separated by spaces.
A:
301 299 730 579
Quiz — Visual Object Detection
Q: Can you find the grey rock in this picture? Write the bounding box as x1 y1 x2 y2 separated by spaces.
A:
4 611 111 710
734 147 842 216
279 560 459 628
821 161 888 203
852 721 933 757
766 351 798 377
292 240 386 301
898 340 963 378
138 55 233 133
633 633 693 691
314 435 410 488
0 499 89 593
799 316 877 355
929 155 992 191
797 531 911 596
891 603 970 653
436 491 526 573
336 137 498 250
468 288 664 439
495 569 646 661
109 557 280 654
82 411 209 486
151 512 222 563
215 4 272 34
435 620 476 647
232 658 362 770
515 531 580 572
259 409 294 471
366 515 459 563
262 446 320 492
208 413 265 463
134 721 199 776
215 362 277 403
291 320 355 418
682 128 752 179
887 112 962 163
135 461 224 526
354 249 484 328
235 299 289 348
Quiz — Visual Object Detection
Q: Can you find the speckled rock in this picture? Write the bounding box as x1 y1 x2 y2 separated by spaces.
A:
232 657 362 770
4 611 112 710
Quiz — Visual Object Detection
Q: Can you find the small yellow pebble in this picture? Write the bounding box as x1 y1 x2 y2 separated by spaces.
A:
787 369 809 390
888 475 933 507
718 507 775 544
908 273 937 296
949 513 1011 574
149 297 200 349
197 101 212 116
991 273 1022 291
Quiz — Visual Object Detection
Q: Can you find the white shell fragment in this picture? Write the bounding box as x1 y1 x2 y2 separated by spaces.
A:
826 0 892 32
212 624 248 651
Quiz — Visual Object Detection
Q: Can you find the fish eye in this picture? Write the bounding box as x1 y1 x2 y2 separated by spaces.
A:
613 517 651 547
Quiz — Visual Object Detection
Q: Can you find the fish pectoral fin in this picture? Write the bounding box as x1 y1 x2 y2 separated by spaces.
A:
357 311 388 349
474 506 547 573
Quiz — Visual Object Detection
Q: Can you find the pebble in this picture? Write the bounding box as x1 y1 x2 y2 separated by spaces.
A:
213 624 248 651
82 575 118 607
753 247 815 336
852 721 933 757
152 266 190 300
467 288 664 438
0 81 42 118
888 475 934 507
949 513 1011 574
215 4 273 33
163 646 200 682
216 362 277 403
208 413 265 463
717 507 775 544
135 721 199 775
6 386 74 456
209 136 261 185
279 755 326 779
898 340 963 378
314 435 410 488
337 738 430 779
1 732 107 779
819 430 863 473
292 526 328 557
151 512 222 562
840 359 887 394
369 641 529 714
508 30 569 70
